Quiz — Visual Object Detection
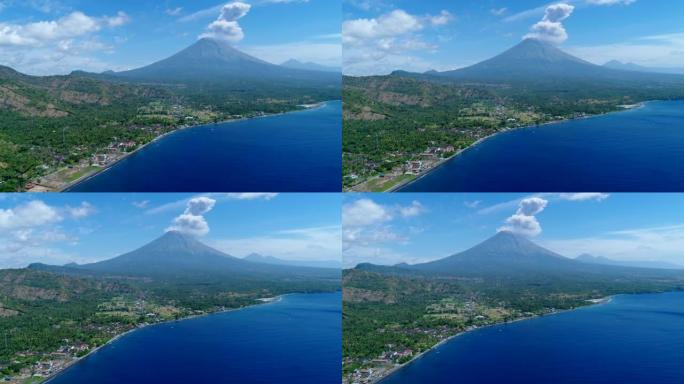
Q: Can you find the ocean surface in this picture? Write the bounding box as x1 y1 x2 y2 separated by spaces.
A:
47 292 341 384
381 291 684 384
67 101 341 192
400 100 684 191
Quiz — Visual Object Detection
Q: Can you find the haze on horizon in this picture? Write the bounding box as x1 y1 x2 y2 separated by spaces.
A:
342 0 684 76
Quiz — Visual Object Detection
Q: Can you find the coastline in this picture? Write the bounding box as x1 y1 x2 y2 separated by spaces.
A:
34 100 334 192
42 294 286 383
372 295 614 383
381 101 646 192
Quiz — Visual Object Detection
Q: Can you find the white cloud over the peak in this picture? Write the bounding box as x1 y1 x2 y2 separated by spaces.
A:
498 197 548 237
166 197 216 237
524 3 574 44
199 1 251 43
343 8 453 75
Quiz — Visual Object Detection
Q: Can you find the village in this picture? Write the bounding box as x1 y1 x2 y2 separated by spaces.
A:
22 101 250 192
0 297 208 384
343 297 538 384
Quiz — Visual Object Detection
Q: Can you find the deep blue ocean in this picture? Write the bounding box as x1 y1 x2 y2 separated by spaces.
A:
400 100 684 191
47 292 341 384
381 291 684 384
67 101 341 192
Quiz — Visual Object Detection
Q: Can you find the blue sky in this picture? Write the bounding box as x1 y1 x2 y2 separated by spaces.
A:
343 0 684 75
342 193 684 267
0 0 341 75
0 193 341 269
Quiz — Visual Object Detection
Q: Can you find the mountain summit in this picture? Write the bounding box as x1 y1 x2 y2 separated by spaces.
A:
407 231 575 275
113 38 339 85
436 38 611 81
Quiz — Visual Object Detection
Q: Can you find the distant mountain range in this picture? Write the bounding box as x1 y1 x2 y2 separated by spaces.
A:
281 59 340 73
244 253 341 269
355 231 684 278
575 253 684 270
29 231 338 280
392 38 684 86
100 38 339 87
603 60 684 75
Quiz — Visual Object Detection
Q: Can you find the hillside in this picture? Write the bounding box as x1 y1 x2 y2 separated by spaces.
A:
112 38 340 88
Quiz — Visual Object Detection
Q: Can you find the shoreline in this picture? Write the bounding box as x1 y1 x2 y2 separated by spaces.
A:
42 294 287 383
32 100 335 192
375 101 646 193
371 295 614 383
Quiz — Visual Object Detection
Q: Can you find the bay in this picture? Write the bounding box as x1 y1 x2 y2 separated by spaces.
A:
400 100 684 192
67 101 341 192
382 291 684 384
47 292 341 384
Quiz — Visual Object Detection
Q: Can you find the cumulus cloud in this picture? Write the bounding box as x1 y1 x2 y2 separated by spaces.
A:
342 198 393 227
0 10 129 75
0 199 97 268
524 3 574 44
66 202 96 218
342 198 427 266
166 197 216 237
343 8 453 75
0 200 61 229
498 197 548 237
199 1 251 43
0 11 130 47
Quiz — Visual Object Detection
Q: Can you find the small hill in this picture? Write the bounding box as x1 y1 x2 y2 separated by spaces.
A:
603 60 684 75
576 253 684 270
281 59 340 73
244 253 341 269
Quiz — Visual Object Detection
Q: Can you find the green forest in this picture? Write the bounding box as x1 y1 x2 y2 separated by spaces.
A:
0 67 338 191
